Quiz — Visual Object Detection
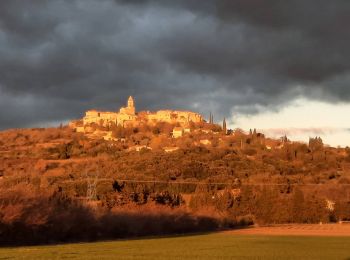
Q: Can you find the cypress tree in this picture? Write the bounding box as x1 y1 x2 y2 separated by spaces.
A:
223 118 227 134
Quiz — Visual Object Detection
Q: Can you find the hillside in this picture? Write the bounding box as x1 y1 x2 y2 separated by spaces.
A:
0 123 350 244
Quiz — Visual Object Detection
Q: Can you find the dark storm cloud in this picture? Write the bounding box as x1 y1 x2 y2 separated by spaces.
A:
0 0 349 128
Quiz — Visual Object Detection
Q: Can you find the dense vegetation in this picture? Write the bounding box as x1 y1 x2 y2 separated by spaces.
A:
0 123 349 244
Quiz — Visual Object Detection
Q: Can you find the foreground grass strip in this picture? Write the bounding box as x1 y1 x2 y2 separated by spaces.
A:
0 233 350 260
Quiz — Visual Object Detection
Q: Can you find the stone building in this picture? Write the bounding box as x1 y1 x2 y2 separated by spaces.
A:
146 110 202 124
72 96 203 131
83 96 137 127
172 127 184 138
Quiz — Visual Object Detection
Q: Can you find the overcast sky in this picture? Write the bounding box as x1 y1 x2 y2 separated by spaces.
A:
0 0 349 146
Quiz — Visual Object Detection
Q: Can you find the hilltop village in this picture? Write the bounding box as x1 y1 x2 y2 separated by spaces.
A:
66 96 331 154
69 96 204 141
0 96 350 245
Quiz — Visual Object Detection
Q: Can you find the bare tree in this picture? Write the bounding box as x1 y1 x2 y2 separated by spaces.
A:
85 172 99 201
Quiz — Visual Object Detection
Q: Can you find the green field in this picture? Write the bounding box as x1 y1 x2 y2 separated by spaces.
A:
1 233 350 260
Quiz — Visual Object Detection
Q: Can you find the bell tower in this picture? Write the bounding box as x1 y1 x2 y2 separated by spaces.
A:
128 96 134 108
127 96 135 115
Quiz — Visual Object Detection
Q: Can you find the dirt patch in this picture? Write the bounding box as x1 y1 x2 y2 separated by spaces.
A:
226 224 350 237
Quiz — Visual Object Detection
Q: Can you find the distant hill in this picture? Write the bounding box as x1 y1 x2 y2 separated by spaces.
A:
0 123 349 244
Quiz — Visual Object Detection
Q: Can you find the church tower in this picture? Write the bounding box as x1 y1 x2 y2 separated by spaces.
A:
127 96 135 115
128 96 134 108
119 96 136 115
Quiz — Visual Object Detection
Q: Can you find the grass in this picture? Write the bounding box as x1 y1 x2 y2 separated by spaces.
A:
0 233 350 260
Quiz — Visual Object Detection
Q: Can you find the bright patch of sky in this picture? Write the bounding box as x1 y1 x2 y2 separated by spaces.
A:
233 98 350 147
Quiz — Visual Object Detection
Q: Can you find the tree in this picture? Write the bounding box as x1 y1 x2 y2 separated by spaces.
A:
291 187 305 223
222 118 227 135
86 172 99 201
309 137 323 152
